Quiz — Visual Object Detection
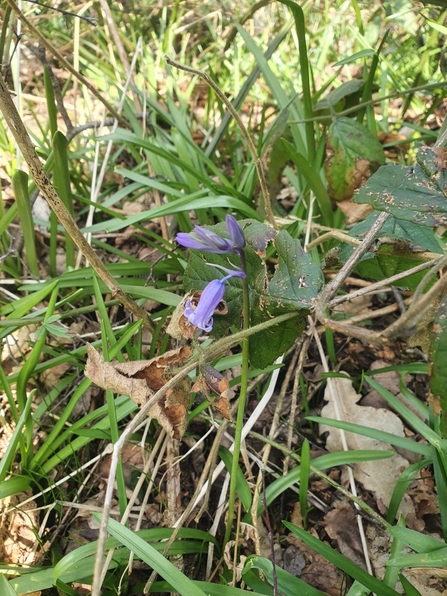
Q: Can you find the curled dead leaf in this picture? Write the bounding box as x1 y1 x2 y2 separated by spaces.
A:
85 344 193 439
192 364 232 420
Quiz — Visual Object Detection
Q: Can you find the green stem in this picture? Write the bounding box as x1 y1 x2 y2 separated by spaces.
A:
224 251 250 546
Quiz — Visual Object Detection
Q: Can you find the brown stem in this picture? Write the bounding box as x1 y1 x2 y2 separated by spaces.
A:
0 70 155 332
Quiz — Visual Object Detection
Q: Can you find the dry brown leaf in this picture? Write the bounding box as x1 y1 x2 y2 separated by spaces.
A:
85 344 192 439
324 500 365 569
0 492 41 565
191 364 231 420
320 377 415 522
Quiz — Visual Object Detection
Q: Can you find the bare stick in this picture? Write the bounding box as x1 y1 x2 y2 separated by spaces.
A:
313 211 390 343
165 55 276 229
0 70 155 332
328 257 442 307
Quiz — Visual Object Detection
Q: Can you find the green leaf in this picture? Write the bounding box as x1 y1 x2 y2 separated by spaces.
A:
354 146 447 226
399 574 423 596
314 79 364 110
104 517 209 596
326 117 385 202
219 447 252 513
345 211 443 254
335 49 377 66
243 555 327 596
387 547 447 568
284 522 401 596
250 230 322 367
267 231 323 310
12 170 39 278
387 525 446 553
0 475 31 499
0 575 19 596
429 293 447 437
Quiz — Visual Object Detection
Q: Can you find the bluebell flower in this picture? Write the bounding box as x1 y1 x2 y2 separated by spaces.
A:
176 215 245 254
184 265 246 332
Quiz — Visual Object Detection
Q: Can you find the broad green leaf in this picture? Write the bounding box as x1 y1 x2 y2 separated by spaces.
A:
250 230 322 367
266 231 323 310
326 117 385 201
243 555 326 596
345 211 443 254
314 79 364 110
354 146 447 226
429 294 447 437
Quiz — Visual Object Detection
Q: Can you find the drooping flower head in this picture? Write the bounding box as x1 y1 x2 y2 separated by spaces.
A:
184 264 246 332
176 215 245 255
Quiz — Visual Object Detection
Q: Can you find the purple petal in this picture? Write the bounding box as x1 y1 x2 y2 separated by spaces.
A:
226 215 246 249
184 279 225 331
176 226 234 254
192 226 233 252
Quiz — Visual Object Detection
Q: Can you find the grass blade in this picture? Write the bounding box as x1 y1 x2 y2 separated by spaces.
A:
12 170 39 277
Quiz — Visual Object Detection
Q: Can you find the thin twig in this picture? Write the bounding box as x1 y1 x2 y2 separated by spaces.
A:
328 257 442 308
165 55 276 229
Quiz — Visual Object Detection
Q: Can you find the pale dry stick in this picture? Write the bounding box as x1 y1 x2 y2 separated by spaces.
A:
144 421 229 594
313 211 390 343
318 211 390 302
99 431 168 581
306 230 361 250
0 70 156 332
304 193 315 249
91 358 199 596
328 257 442 308
309 316 374 577
57 502 143 518
408 254 447 307
179 356 284 523
382 255 447 340
250 344 302 556
73 1 93 126
283 335 309 477
11 0 22 170
344 298 412 326
6 0 129 128
79 37 144 268
5 444 114 516
165 55 276 229
127 433 169 573
165 437 182 526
